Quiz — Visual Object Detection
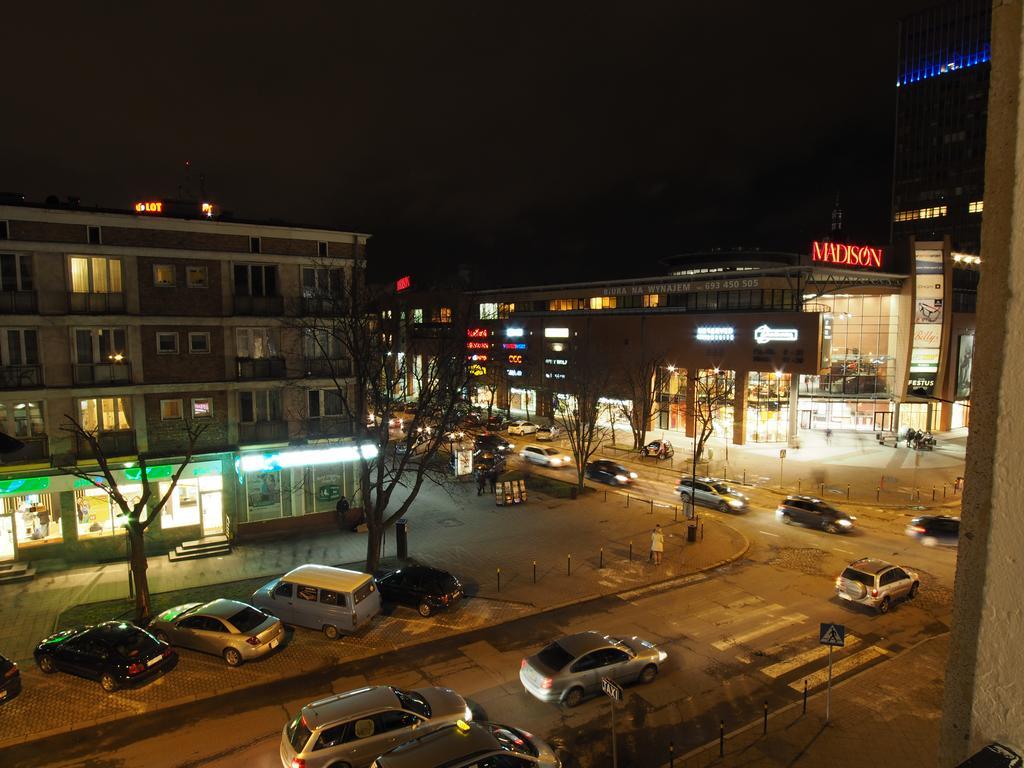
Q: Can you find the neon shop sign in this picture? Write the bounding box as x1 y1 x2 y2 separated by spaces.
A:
811 241 883 269
754 325 799 344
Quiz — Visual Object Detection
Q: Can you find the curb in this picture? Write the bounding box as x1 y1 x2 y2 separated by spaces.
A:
751 483 963 511
656 631 950 767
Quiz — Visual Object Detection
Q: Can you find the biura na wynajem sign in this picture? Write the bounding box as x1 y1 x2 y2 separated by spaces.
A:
811 241 884 269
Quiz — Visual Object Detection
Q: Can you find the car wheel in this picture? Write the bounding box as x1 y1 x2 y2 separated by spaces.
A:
38 654 56 673
718 501 729 513
908 582 920 599
323 624 340 640
563 687 584 708
878 596 891 614
824 522 840 534
781 513 793 525
223 647 243 667
639 664 658 684
100 673 119 692
418 602 433 618
152 629 169 644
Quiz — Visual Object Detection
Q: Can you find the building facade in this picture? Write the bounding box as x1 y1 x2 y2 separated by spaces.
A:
0 200 368 565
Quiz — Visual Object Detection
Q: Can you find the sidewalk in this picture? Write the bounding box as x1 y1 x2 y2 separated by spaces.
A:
658 633 947 768
0 478 748 750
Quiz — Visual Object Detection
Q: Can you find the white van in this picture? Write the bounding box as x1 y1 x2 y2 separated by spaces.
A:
251 564 381 640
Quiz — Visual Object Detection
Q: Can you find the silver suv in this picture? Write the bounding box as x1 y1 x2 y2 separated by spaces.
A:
675 476 749 512
835 558 920 614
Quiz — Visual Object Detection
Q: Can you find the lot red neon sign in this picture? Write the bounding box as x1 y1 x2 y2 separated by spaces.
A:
395 275 411 292
467 328 489 338
812 241 883 269
466 341 489 350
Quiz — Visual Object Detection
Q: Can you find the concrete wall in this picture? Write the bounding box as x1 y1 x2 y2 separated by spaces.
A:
940 0 1024 761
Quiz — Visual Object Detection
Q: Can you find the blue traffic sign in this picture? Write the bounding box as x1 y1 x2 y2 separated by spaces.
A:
819 623 846 647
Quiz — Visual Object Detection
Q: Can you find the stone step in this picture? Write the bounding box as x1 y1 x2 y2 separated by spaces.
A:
0 561 36 584
167 544 232 563
179 534 229 550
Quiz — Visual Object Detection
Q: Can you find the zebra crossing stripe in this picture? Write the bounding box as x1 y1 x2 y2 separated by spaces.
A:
760 635 861 678
787 645 891 691
712 614 808 651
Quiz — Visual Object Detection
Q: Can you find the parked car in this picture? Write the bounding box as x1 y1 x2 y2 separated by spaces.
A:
486 414 509 430
147 598 284 666
521 445 572 468
905 515 960 547
396 430 431 456
475 433 514 453
0 652 21 703
377 566 464 617
34 621 176 692
520 630 666 707
585 460 637 486
282 685 473 768
775 496 855 533
371 720 561 768
536 424 561 441
508 420 539 436
675 476 748 512
835 558 920 614
640 439 674 458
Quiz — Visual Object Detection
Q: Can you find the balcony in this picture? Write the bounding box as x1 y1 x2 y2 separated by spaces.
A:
69 292 126 313
303 357 352 378
0 290 38 314
306 417 354 439
75 430 136 459
0 436 48 465
73 362 132 386
239 420 289 444
237 357 286 380
233 294 284 316
301 295 348 316
0 365 42 389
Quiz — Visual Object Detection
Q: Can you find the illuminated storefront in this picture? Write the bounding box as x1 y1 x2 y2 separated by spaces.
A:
746 372 790 443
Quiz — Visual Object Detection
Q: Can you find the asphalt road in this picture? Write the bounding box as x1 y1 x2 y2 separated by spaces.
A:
7 440 956 768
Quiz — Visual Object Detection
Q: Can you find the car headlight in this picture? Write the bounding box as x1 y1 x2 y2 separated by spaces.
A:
629 472 638 479
657 650 668 662
838 519 853 527
464 705 474 722
728 499 744 508
615 474 628 482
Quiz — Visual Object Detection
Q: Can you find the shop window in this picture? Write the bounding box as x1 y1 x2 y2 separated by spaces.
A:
160 475 223 530
4 493 61 547
188 332 211 354
245 470 284 521
153 264 176 287
186 265 209 288
70 256 122 294
192 398 213 418
160 399 183 420
75 485 143 539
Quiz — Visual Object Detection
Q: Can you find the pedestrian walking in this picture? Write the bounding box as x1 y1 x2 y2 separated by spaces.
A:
476 470 487 496
825 428 833 446
36 504 50 538
488 469 497 493
650 524 665 566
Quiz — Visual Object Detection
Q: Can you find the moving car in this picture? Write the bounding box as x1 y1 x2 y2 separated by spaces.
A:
147 598 284 666
377 566 464 617
486 414 508 430
371 720 561 768
34 621 176 692
536 424 561 441
475 433 514 453
520 630 665 707
676 476 748 512
585 460 637 486
640 439 674 458
521 445 572 468
0 652 21 703
775 496 855 533
507 420 540 436
281 685 472 768
835 558 920 614
905 515 960 547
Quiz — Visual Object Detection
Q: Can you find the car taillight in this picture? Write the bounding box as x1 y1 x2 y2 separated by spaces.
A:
911 526 926 534
127 662 145 675
441 594 450 605
541 677 553 689
290 759 306 768
246 636 261 646
521 659 527 669
871 588 879 597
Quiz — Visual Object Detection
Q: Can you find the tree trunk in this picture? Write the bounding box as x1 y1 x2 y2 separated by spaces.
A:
127 522 152 624
365 520 384 573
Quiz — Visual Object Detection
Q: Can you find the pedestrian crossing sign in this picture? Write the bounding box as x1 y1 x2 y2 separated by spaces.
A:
819 623 846 647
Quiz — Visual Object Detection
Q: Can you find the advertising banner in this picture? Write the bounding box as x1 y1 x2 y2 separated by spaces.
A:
909 246 945 397
956 334 975 400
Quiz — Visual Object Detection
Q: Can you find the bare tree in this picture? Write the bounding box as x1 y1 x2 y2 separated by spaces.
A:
554 344 609 491
60 417 207 624
619 351 666 449
689 368 734 473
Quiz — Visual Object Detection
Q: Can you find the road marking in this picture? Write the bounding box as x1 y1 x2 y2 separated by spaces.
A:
619 572 707 601
759 530 780 537
712 613 808 650
760 635 862 678
833 547 855 554
787 645 891 691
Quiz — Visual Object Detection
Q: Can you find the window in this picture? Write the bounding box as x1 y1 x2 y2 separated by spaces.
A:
191 398 213 418
160 399 183 420
412 308 423 324
188 332 211 354
313 723 350 750
893 205 948 222
2 329 39 366
249 236 261 254
70 256 122 294
571 652 604 673
0 401 46 437
236 327 278 358
301 266 343 297
74 327 127 364
87 225 101 245
297 585 318 601
319 589 345 606
302 328 344 360
643 293 661 308
152 264 176 287
968 200 984 214
274 582 293 598
318 241 329 257
239 390 282 423
480 303 499 320
1 253 32 290
78 396 131 432
186 265 208 288
233 264 277 296
0 221 7 239
156 332 179 354
588 296 616 309
308 389 344 418
431 307 452 323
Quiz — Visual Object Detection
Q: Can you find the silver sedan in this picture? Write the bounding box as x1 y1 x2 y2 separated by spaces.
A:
520 631 667 707
148 598 284 666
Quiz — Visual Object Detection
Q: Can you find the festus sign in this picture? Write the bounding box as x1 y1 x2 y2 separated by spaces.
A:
812 241 884 269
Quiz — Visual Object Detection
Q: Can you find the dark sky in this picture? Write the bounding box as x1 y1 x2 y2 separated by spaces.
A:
4 2 933 286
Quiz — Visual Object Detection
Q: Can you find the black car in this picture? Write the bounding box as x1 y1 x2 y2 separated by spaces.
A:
377 566 464 617
585 460 637 486
486 414 509 430
0 652 21 703
475 433 514 453
775 496 855 534
641 439 674 459
34 621 176 692
906 515 960 547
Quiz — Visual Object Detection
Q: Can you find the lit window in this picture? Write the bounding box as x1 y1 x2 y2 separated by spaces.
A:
78 396 131 432
643 294 661 308
968 201 984 214
192 398 213 418
479 303 498 320
588 296 616 310
412 308 423 324
893 205 948 222
160 399 183 420
498 303 515 319
188 332 211 354
437 307 452 323
186 265 209 288
545 327 570 338
70 256 122 294
153 264 176 287
156 332 179 354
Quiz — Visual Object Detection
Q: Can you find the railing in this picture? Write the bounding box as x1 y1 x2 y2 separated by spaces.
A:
301 296 348 316
0 365 42 389
76 431 136 458
0 290 38 314
239 420 289 444
305 417 355 438
303 357 352 378
0 436 48 465
237 357 286 380
72 362 131 386
233 294 284 316
68 292 126 313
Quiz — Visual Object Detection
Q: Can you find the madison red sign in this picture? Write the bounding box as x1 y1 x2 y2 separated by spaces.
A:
812 241 883 269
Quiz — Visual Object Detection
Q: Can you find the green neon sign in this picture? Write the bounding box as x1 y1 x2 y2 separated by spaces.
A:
0 477 51 495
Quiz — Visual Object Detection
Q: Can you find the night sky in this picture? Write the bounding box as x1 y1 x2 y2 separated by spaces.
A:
4 2 934 286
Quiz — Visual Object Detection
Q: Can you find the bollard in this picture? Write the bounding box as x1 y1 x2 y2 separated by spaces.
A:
932 486 936 502
797 478 801 493
600 547 604 569
743 469 746 485
533 560 536 584
876 487 881 502
674 506 678 522
819 482 825 497
763 700 768 735
669 741 674 768
604 490 607 503
649 499 654 514
943 484 947 499
846 484 851 500
803 680 808 714
497 568 501 592
719 720 725 757
701 522 704 541
629 542 633 562
567 554 572 576
626 494 630 508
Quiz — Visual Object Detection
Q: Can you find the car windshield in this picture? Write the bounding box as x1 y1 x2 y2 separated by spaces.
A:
711 483 732 494
111 628 156 659
228 606 267 633
489 724 539 757
287 713 313 752
840 568 874 587
392 687 432 718
536 642 574 671
544 448 559 456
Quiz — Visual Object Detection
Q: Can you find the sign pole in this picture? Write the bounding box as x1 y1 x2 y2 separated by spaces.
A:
611 695 618 768
826 644 832 723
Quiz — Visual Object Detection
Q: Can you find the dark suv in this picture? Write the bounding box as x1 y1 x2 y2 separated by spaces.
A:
475 433 514 453
775 496 855 534
905 515 960 547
